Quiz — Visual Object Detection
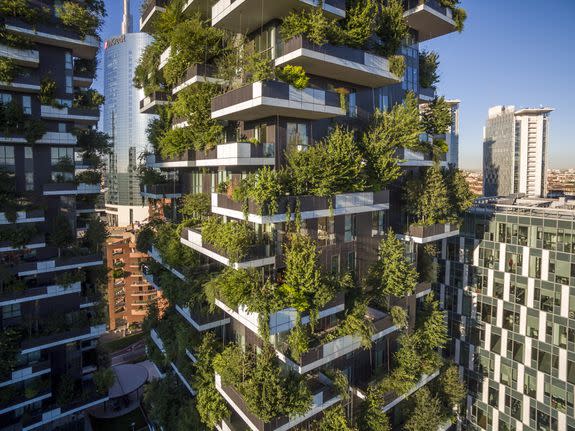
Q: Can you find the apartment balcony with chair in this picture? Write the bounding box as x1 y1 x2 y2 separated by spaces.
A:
211 0 345 33
211 190 390 224
211 80 345 121
140 0 168 33
180 227 275 269
403 0 457 41
275 36 401 88
139 91 169 114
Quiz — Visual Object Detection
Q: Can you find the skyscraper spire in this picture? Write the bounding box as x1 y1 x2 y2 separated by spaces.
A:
121 0 132 34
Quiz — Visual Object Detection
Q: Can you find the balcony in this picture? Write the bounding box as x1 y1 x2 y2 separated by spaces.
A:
40 105 100 123
399 222 460 244
276 36 401 88
403 0 457 42
0 233 45 253
0 45 39 68
397 146 447 167
0 131 77 145
176 304 230 332
182 0 214 16
211 80 345 121
4 18 98 59
212 0 345 33
19 324 106 355
148 246 187 280
276 307 396 374
140 0 168 33
211 190 390 224
215 374 340 431
418 86 436 103
17 255 104 277
0 385 51 416
139 91 169 114
172 63 224 94
180 227 275 269
43 183 103 196
0 68 40 92
148 143 275 169
140 183 182 199
0 282 82 307
73 74 93 88
0 361 51 389
0 209 44 225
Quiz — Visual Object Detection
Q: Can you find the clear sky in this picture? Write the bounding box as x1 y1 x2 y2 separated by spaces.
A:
95 0 575 170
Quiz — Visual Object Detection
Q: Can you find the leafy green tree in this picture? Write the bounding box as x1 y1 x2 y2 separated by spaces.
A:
287 126 365 197
421 97 452 136
437 365 467 411
146 106 173 153
359 386 392 431
374 0 409 57
404 387 443 431
196 387 229 429
93 368 115 395
201 217 256 263
444 166 475 220
276 65 309 89
180 193 211 223
287 316 310 360
334 301 374 348
57 1 105 37
0 327 22 379
340 0 376 48
367 229 418 300
51 214 75 256
390 305 408 330
418 294 448 353
0 57 18 83
232 166 288 217
83 216 108 253
315 405 356 431
74 128 112 168
405 164 449 226
133 40 168 96
419 50 440 88
56 373 77 406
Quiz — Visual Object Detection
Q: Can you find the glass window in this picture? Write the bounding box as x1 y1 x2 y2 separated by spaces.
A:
377 89 389 112
25 172 34 191
344 215 356 243
22 95 31 115
2 304 21 319
526 314 539 338
66 76 72 93
372 211 385 237
24 147 33 159
65 52 72 69
0 93 12 104
318 217 335 246
286 122 308 152
347 251 356 272
330 255 340 274
347 91 357 118
0 146 15 167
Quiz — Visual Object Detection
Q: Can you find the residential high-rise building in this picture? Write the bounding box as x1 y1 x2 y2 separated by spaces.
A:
439 195 575 431
136 0 467 429
483 105 553 198
0 2 109 429
106 229 159 332
103 0 155 227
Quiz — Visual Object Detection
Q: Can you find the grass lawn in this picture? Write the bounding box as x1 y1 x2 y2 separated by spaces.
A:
90 407 148 431
102 332 145 353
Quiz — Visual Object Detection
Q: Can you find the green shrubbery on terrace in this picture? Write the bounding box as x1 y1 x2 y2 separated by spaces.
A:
201 217 256 263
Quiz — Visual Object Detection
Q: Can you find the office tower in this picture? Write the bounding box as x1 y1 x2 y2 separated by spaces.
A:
483 106 553 198
137 0 467 429
103 0 155 227
106 229 159 332
0 2 109 429
446 99 461 167
439 196 575 430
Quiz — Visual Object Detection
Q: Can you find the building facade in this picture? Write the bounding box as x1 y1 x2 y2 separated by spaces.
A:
0 2 108 429
137 0 467 429
106 230 159 332
439 196 575 430
483 106 553 198
103 0 155 227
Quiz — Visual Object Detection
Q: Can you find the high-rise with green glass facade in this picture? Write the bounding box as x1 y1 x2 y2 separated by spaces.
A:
439 196 575 431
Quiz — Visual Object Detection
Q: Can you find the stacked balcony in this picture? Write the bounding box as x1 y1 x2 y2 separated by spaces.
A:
40 105 100 124
211 80 345 121
147 142 275 169
43 183 103 196
211 191 390 224
176 304 230 332
140 0 168 33
4 18 99 59
0 209 44 225
0 68 41 92
0 45 39 68
180 227 275 269
140 183 182 199
276 36 401 88
172 63 224 94
16 255 104 277
403 0 457 41
400 222 460 244
139 91 169 114
211 0 346 33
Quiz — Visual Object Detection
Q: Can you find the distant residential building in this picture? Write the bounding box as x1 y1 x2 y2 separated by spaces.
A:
106 229 159 332
103 0 155 226
483 106 553 198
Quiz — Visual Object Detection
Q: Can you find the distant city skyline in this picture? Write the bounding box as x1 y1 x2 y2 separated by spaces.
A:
94 0 575 170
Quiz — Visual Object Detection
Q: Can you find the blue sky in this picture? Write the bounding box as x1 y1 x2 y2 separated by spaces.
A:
95 0 575 170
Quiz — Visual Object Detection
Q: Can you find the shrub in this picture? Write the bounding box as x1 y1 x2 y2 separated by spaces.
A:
73 89 104 108
39 78 60 107
75 170 102 185
93 368 115 395
389 54 406 78
374 0 409 57
404 164 450 226
419 50 440 89
57 1 103 38
201 217 255 263
0 57 18 83
232 166 287 217
276 65 309 89
180 193 211 223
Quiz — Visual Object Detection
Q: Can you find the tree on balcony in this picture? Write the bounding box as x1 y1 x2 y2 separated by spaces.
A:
404 387 443 431
0 57 18 83
366 229 418 301
57 1 106 38
154 222 199 270
374 0 409 57
419 50 440 89
180 193 211 224
201 217 256 263
232 166 288 218
138 166 168 187
404 163 449 226
75 170 102 185
73 89 104 109
146 106 173 153
0 327 22 380
443 166 475 220
39 78 63 108
50 214 75 257
439 0 467 31
93 368 115 395
0 224 37 249
435 364 467 420
359 386 392 431
83 216 108 253
134 40 168 97
74 128 112 168
56 373 77 406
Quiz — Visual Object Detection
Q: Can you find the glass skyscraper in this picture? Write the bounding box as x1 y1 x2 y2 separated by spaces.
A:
103 0 155 226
